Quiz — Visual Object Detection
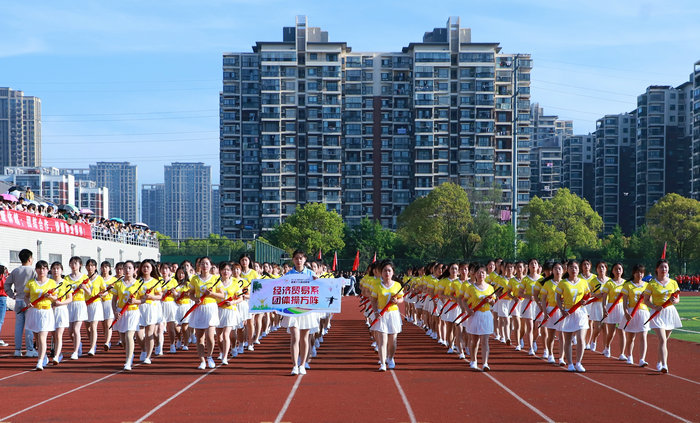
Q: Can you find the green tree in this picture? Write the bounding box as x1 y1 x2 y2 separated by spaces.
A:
601 225 626 263
266 203 345 255
523 188 603 260
646 193 700 270
397 182 476 260
478 223 518 260
344 217 396 264
626 224 657 264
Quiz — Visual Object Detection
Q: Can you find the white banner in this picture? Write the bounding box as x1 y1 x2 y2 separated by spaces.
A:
248 274 345 315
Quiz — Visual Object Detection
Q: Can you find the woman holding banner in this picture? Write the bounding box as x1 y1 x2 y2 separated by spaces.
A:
283 250 318 375
370 260 404 372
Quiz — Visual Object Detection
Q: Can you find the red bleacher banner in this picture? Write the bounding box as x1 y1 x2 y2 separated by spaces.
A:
0 209 92 239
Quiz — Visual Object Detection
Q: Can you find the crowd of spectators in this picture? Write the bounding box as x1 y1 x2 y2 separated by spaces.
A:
2 187 158 248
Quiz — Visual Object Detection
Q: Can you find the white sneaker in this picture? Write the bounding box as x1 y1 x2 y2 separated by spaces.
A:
458 352 466 359
639 359 648 367
181 345 189 351
469 361 478 370
378 363 387 372
311 347 317 357
520 339 525 348
291 366 299 375
88 348 96 357
123 362 132 371
207 357 216 368
543 350 549 359
572 337 577 345
247 345 254 352
567 364 576 372
237 345 244 354
431 333 438 340
547 355 556 364
154 345 162 356
533 341 537 352
299 365 307 375
142 358 151 364
217 353 223 360
515 345 522 351
602 348 611 358
0 340 8 346
222 358 229 365
656 362 663 372
231 349 238 357
254 340 261 345
528 348 535 356
387 358 395 369
447 347 454 354
626 356 634 365
661 366 669 374
70 352 79 360
590 341 597 351
198 361 206 370
559 358 567 367
169 345 177 353
618 354 627 361
35 360 44 371
575 362 586 373
140 352 147 362
304 362 310 369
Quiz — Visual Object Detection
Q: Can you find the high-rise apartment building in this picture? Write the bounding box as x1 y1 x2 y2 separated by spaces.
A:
164 162 211 239
141 183 165 233
1 167 74 205
594 113 636 234
0 88 41 172
635 84 693 228
529 104 572 200
693 60 700 200
220 16 531 237
89 162 138 223
562 134 595 206
74 180 109 219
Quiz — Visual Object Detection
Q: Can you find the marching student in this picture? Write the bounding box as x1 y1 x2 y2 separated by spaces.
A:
100 261 118 351
50 262 71 364
601 262 627 360
438 263 460 353
463 265 495 371
112 261 143 371
584 259 605 351
239 254 259 351
643 259 682 374
84 259 105 356
555 260 590 372
495 262 514 345
216 261 243 365
621 264 650 367
174 266 193 351
370 260 404 371
24 260 57 370
136 259 162 364
539 262 566 365
64 256 88 360
159 262 180 354
520 258 542 356
189 257 221 370
507 261 527 351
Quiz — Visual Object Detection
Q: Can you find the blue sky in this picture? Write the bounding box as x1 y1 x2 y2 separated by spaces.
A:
1 0 699 185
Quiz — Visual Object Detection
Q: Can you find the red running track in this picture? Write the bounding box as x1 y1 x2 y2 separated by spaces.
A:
0 297 698 422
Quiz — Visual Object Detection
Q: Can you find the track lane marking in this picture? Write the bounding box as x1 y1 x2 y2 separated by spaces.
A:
390 370 417 423
575 373 693 422
589 348 700 385
274 375 304 423
0 365 139 421
134 366 219 423
0 370 30 381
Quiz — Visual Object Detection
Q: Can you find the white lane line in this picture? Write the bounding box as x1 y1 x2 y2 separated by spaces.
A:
575 373 693 423
668 374 700 386
0 370 30 381
674 328 700 334
274 375 304 423
0 366 131 421
135 366 219 423
482 372 556 423
390 370 417 423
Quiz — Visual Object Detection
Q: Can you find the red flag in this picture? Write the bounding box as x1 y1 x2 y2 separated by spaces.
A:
661 242 667 259
352 250 360 271
317 248 322 260
372 252 377 263
332 251 337 271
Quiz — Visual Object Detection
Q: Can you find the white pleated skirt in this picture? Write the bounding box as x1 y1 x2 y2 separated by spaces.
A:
520 299 537 319
465 310 494 335
54 305 70 329
218 307 241 329
190 303 219 329
371 309 402 334
162 301 178 323
282 312 319 331
102 299 114 320
68 300 87 323
623 307 650 333
238 300 251 321
543 306 563 331
441 304 462 322
586 301 604 321
560 308 589 333
114 309 140 333
176 303 192 324
415 296 425 309
496 299 511 318
431 299 443 316
86 301 104 322
405 293 417 304
649 305 682 330
139 302 161 326
26 307 55 332
605 302 625 325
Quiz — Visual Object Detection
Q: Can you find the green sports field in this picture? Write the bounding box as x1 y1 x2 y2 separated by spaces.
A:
668 295 700 343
